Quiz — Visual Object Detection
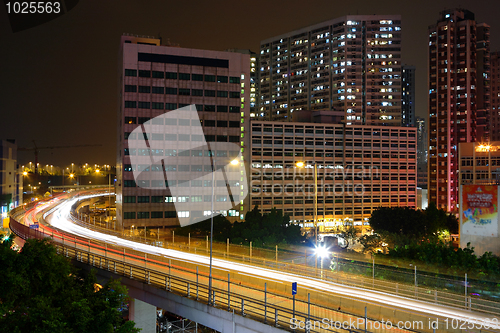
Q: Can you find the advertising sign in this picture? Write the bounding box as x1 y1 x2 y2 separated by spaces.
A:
461 185 498 237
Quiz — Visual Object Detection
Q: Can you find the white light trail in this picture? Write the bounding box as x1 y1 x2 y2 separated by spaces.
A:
42 194 499 326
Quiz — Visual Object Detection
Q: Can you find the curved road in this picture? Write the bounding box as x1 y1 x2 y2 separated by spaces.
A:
16 193 500 333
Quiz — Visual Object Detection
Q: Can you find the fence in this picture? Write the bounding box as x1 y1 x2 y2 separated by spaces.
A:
9 202 500 333
66 196 500 318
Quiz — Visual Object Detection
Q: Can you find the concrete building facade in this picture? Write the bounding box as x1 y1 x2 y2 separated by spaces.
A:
117 35 250 230
491 52 500 141
250 121 416 230
416 117 428 189
259 15 402 125
428 9 490 212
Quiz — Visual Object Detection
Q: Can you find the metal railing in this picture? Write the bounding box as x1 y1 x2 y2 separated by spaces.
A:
67 205 500 318
19 192 500 320
9 205 500 333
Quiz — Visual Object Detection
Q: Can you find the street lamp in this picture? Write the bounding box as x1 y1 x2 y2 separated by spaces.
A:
315 245 329 279
296 161 318 246
208 157 239 306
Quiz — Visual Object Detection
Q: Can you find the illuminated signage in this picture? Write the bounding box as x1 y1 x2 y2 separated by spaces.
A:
475 144 499 153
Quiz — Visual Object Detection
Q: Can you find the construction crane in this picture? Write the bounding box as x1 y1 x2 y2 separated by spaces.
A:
18 140 103 175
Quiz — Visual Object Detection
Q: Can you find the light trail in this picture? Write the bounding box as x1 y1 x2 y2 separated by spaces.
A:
41 193 500 329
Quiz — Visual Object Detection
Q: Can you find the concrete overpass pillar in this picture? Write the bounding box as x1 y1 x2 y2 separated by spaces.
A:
129 298 156 333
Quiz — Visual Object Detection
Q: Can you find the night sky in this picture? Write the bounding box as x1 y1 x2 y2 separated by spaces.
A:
1 0 500 167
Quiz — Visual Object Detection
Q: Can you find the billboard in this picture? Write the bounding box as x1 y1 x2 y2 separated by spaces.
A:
460 185 498 237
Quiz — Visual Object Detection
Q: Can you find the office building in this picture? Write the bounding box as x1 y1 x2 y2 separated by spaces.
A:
428 9 490 212
117 35 250 230
1 140 22 224
401 65 415 126
459 142 500 185
491 52 500 141
259 15 402 125
250 122 416 230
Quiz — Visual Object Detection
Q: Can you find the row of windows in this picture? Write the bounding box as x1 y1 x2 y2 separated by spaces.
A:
461 157 500 167
252 139 415 149
124 163 241 174
124 194 238 203
124 101 241 112
125 148 238 157
252 126 416 137
125 117 241 128
124 85 240 98
252 174 416 180
124 69 240 83
124 133 240 143
124 211 176 219
252 150 416 159
123 179 241 188
124 209 240 219
252 197 416 204
251 185 416 192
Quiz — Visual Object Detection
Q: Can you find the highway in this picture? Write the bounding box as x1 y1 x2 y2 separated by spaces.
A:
13 192 500 333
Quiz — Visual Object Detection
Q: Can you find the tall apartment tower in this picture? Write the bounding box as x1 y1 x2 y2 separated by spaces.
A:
476 23 491 141
428 9 490 212
491 52 500 141
401 65 416 126
259 15 402 125
117 35 250 230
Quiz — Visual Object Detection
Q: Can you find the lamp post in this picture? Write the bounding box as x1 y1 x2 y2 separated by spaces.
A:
208 157 239 306
315 245 329 279
296 161 318 246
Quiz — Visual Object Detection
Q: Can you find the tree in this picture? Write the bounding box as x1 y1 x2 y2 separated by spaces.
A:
0 236 139 333
230 206 304 246
174 206 304 247
368 205 457 247
174 214 232 241
358 233 384 253
338 226 359 249
369 207 428 237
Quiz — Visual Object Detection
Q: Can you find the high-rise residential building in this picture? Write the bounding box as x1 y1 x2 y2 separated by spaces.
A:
416 117 428 188
428 9 490 212
259 15 402 125
250 122 416 230
491 52 500 141
476 23 491 141
401 65 416 126
226 49 260 118
117 35 250 230
1 139 22 223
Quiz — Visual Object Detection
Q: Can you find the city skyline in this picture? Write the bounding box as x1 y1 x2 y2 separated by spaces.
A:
1 1 500 166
